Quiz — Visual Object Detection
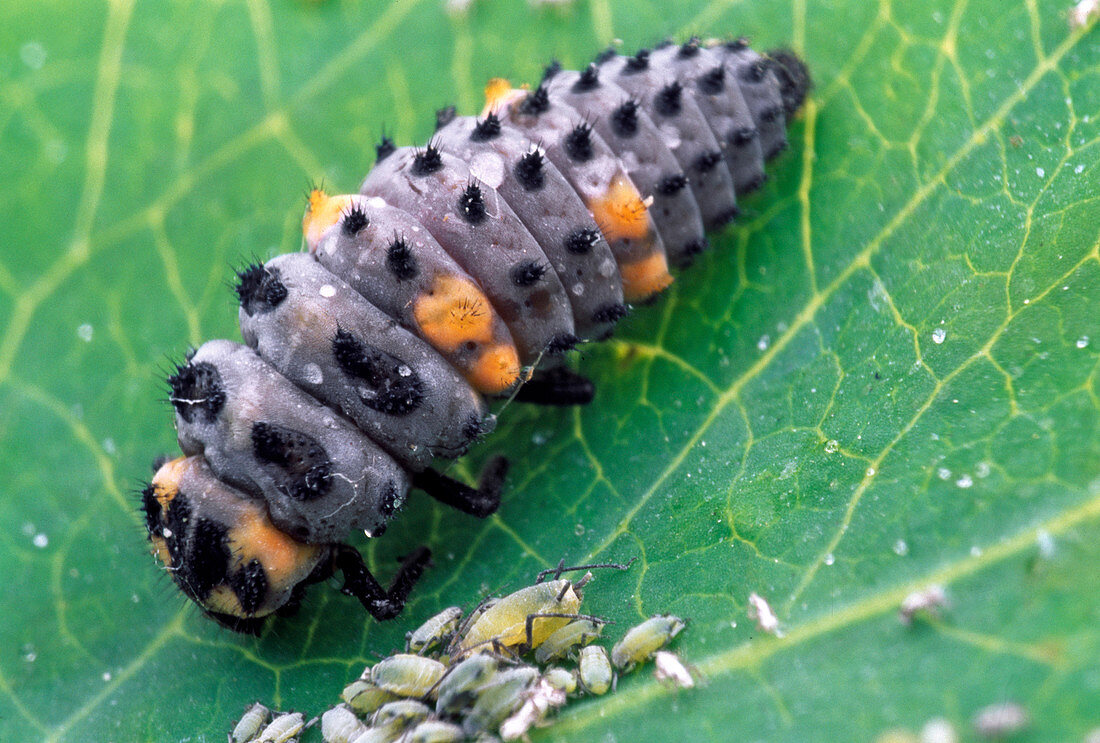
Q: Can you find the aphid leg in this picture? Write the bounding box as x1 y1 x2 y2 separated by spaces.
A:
522 612 606 652
535 557 638 583
413 456 509 518
513 366 595 406
334 544 432 620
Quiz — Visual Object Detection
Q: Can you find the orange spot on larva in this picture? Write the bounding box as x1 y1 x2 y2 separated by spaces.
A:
151 456 189 505
303 190 354 251
413 274 497 353
483 78 523 115
619 250 674 301
230 508 322 594
587 174 651 242
469 343 522 394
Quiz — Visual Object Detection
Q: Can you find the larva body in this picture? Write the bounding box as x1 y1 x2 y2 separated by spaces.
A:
140 37 810 633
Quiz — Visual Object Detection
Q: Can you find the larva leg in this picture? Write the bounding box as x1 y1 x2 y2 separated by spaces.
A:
334 544 432 621
513 366 595 406
413 456 509 518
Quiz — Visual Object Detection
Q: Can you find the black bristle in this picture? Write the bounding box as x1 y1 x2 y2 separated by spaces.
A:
724 36 751 51
623 49 650 72
510 260 547 287
545 333 579 354
140 484 161 534
565 227 600 255
592 302 629 324
678 36 702 58
563 123 594 162
573 64 600 92
741 60 767 83
235 263 288 316
694 149 723 172
411 144 444 175
610 99 639 137
520 84 551 115
593 46 618 65
699 65 726 94
341 204 369 236
375 136 396 162
435 105 457 131
458 183 487 224
657 173 689 195
542 59 562 82
386 236 418 281
470 113 502 141
654 82 683 117
514 150 546 191
766 49 812 114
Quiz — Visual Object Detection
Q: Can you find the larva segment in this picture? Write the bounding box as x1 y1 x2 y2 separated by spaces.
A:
715 40 790 160
171 339 409 543
650 41 766 195
361 148 578 365
237 254 492 470
493 84 673 302
143 456 326 628
547 68 708 266
598 51 739 231
308 192 521 394
434 115 626 341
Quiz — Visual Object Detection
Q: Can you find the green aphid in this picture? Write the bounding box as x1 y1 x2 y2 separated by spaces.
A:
534 618 603 664
254 711 305 743
370 654 447 697
320 704 365 743
403 720 466 743
610 615 686 671
341 679 399 716
452 578 590 656
230 702 270 743
406 606 464 655
371 699 431 733
577 646 613 695
345 727 400 743
435 654 499 715
542 666 578 695
461 666 540 735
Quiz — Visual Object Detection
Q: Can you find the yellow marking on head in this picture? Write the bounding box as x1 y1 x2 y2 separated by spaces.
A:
414 274 496 353
231 508 323 593
469 343 522 394
203 585 246 617
151 456 190 505
149 535 172 568
619 250 674 301
303 190 355 251
587 174 651 242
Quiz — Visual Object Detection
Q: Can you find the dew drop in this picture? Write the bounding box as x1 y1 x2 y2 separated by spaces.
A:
574 523 585 536
937 467 951 480
1077 336 1090 349
823 553 835 566
756 334 770 351
102 671 112 682
824 439 839 454
33 533 48 549
970 545 983 557
931 327 946 344
397 364 413 377
893 539 909 556
77 324 94 342
865 466 876 477
1036 529 1055 558
1075 164 1086 174
1036 166 1045 177
21 644 37 663
975 461 991 478
955 474 973 488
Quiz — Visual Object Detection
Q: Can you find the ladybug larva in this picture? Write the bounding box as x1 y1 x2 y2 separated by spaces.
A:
140 36 810 634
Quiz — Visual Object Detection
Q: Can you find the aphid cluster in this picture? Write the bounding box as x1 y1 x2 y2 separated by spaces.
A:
141 36 810 632
227 563 694 742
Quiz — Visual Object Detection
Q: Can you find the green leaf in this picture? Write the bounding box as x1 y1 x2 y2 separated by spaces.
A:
1 0 1097 741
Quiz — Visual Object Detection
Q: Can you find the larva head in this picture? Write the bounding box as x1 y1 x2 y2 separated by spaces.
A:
141 456 330 633
765 48 812 115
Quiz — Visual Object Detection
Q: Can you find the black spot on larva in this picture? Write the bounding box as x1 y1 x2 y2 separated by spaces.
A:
699 66 726 95
654 82 682 117
379 481 400 517
565 227 600 255
458 184 487 224
760 105 784 123
740 60 767 83
610 99 639 137
520 84 550 115
592 302 629 324
510 261 547 287
435 105 457 131
725 37 751 52
681 237 708 259
163 492 191 562
180 517 230 601
411 144 444 176
386 237 418 281
332 328 425 416
341 204 369 236
542 59 562 82
546 333 579 354
694 150 723 172
593 46 618 65
229 559 269 615
140 484 161 534
251 422 332 501
376 136 396 163
573 64 600 92
678 36 702 58
624 49 650 72
470 113 502 142
563 123 594 162
236 264 288 317
513 150 546 191
657 173 689 195
729 126 758 146
168 361 226 424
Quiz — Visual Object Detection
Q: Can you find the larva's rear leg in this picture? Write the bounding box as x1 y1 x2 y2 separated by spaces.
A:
413 455 509 518
514 366 596 406
334 544 432 621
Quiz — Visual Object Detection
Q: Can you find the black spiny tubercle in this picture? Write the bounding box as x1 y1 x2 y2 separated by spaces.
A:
458 183 488 224
514 150 546 191
563 122 594 162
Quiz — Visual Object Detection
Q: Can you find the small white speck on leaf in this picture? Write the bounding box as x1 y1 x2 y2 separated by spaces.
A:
77 324 94 342
932 327 946 344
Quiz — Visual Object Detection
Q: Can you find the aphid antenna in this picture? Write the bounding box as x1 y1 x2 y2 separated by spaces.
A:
536 557 637 584
521 611 608 651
